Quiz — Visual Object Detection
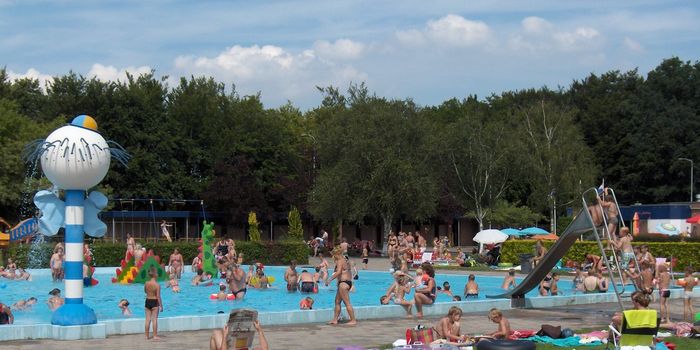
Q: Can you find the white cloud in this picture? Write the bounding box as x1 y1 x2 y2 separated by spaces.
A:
313 39 365 60
88 64 152 82
553 27 601 51
395 29 426 46
173 44 367 104
397 14 492 48
521 16 552 34
622 37 644 52
426 14 492 47
6 68 53 91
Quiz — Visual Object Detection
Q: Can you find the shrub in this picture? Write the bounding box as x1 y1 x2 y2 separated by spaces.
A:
248 211 261 242
7 240 309 268
501 239 700 270
287 206 304 241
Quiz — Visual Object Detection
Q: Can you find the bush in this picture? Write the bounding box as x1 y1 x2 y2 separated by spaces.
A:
7 240 309 268
501 239 700 270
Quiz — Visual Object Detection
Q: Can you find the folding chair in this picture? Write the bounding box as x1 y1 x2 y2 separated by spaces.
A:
607 309 660 350
419 252 432 265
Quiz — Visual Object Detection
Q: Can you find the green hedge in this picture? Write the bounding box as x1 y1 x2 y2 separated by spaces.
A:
6 240 309 268
501 239 700 270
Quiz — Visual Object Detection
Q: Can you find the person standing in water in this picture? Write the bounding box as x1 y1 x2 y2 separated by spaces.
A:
160 220 173 242
144 267 163 340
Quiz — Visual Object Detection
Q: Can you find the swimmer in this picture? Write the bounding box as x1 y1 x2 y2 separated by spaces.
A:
440 281 453 297
166 272 180 293
0 302 13 325
191 255 201 273
47 288 64 311
50 248 64 281
464 274 479 299
300 296 314 310
298 269 317 293
227 264 247 300
502 269 516 290
284 260 298 292
216 284 227 301
118 299 132 316
16 268 31 281
12 297 37 311
168 248 184 279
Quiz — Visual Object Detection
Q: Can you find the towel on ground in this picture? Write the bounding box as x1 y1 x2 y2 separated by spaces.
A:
624 310 657 329
524 335 602 347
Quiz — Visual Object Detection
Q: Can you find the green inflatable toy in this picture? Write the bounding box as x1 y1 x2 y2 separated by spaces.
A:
200 220 218 278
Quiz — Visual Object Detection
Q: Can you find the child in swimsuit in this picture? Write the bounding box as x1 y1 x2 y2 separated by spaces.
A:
300 297 314 310
679 267 698 322
464 274 479 298
118 299 132 316
166 272 180 293
656 264 671 323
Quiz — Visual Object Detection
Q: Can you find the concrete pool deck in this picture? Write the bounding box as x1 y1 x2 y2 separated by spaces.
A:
2 256 697 348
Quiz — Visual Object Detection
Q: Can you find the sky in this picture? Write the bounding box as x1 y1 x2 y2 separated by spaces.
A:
2 0 699 109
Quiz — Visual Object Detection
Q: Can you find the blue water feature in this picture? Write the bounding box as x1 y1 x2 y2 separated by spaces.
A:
1 266 541 325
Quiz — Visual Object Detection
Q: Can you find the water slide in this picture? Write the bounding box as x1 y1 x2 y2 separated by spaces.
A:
487 209 596 299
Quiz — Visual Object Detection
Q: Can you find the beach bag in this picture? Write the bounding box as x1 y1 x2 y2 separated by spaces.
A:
405 325 435 344
536 324 562 338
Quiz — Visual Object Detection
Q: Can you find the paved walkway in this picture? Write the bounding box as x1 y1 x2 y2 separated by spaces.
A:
3 256 695 349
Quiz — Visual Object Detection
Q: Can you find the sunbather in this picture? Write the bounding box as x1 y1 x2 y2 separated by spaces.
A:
432 306 466 342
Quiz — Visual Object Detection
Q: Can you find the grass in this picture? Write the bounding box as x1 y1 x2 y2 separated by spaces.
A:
373 336 698 349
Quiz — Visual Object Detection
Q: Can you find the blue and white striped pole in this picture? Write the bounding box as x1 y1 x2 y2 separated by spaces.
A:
51 190 97 325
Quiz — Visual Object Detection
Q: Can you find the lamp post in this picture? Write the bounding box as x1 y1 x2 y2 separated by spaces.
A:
678 157 694 202
301 133 317 170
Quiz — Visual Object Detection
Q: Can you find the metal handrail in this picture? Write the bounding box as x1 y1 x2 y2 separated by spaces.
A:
582 187 625 311
606 188 644 291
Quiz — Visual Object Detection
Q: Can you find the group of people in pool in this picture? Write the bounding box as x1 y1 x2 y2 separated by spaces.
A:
0 257 31 281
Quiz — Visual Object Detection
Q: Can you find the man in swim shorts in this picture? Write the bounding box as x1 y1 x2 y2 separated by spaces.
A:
298 269 316 293
284 260 298 292
227 264 247 299
144 267 163 340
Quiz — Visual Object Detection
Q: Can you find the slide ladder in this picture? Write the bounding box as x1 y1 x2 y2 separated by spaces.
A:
487 187 626 311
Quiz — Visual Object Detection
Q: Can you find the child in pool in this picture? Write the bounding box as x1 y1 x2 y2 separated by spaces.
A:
118 299 132 316
216 284 227 301
12 297 37 311
300 297 314 310
166 272 180 292
464 274 479 298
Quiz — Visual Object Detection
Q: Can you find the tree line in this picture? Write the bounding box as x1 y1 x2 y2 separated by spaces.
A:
1 57 699 240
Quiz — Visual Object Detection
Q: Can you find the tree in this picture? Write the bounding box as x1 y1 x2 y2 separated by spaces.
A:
513 98 597 227
0 100 57 220
248 211 261 242
435 97 517 232
310 84 438 243
287 206 303 241
485 200 544 228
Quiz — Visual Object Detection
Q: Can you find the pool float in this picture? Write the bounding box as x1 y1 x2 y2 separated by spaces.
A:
476 339 536 350
249 276 275 287
210 293 236 300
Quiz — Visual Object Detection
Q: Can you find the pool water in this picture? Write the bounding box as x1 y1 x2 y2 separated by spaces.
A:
1 266 538 325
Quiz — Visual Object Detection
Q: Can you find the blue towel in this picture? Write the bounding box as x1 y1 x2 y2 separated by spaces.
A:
524 335 603 347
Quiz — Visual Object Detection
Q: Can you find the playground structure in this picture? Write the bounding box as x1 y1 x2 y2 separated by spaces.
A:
488 187 634 311
25 114 129 326
0 217 39 247
112 250 168 284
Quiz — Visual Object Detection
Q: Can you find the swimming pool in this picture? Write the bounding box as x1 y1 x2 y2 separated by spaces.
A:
1 265 537 325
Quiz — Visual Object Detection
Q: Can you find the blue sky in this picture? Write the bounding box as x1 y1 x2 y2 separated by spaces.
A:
2 0 699 109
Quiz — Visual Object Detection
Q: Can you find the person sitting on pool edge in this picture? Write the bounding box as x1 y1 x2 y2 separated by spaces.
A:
413 263 436 319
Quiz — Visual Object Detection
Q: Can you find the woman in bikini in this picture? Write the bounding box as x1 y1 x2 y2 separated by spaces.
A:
326 247 357 325
414 263 436 318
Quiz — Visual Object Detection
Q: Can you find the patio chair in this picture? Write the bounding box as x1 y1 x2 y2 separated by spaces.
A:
606 309 660 350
